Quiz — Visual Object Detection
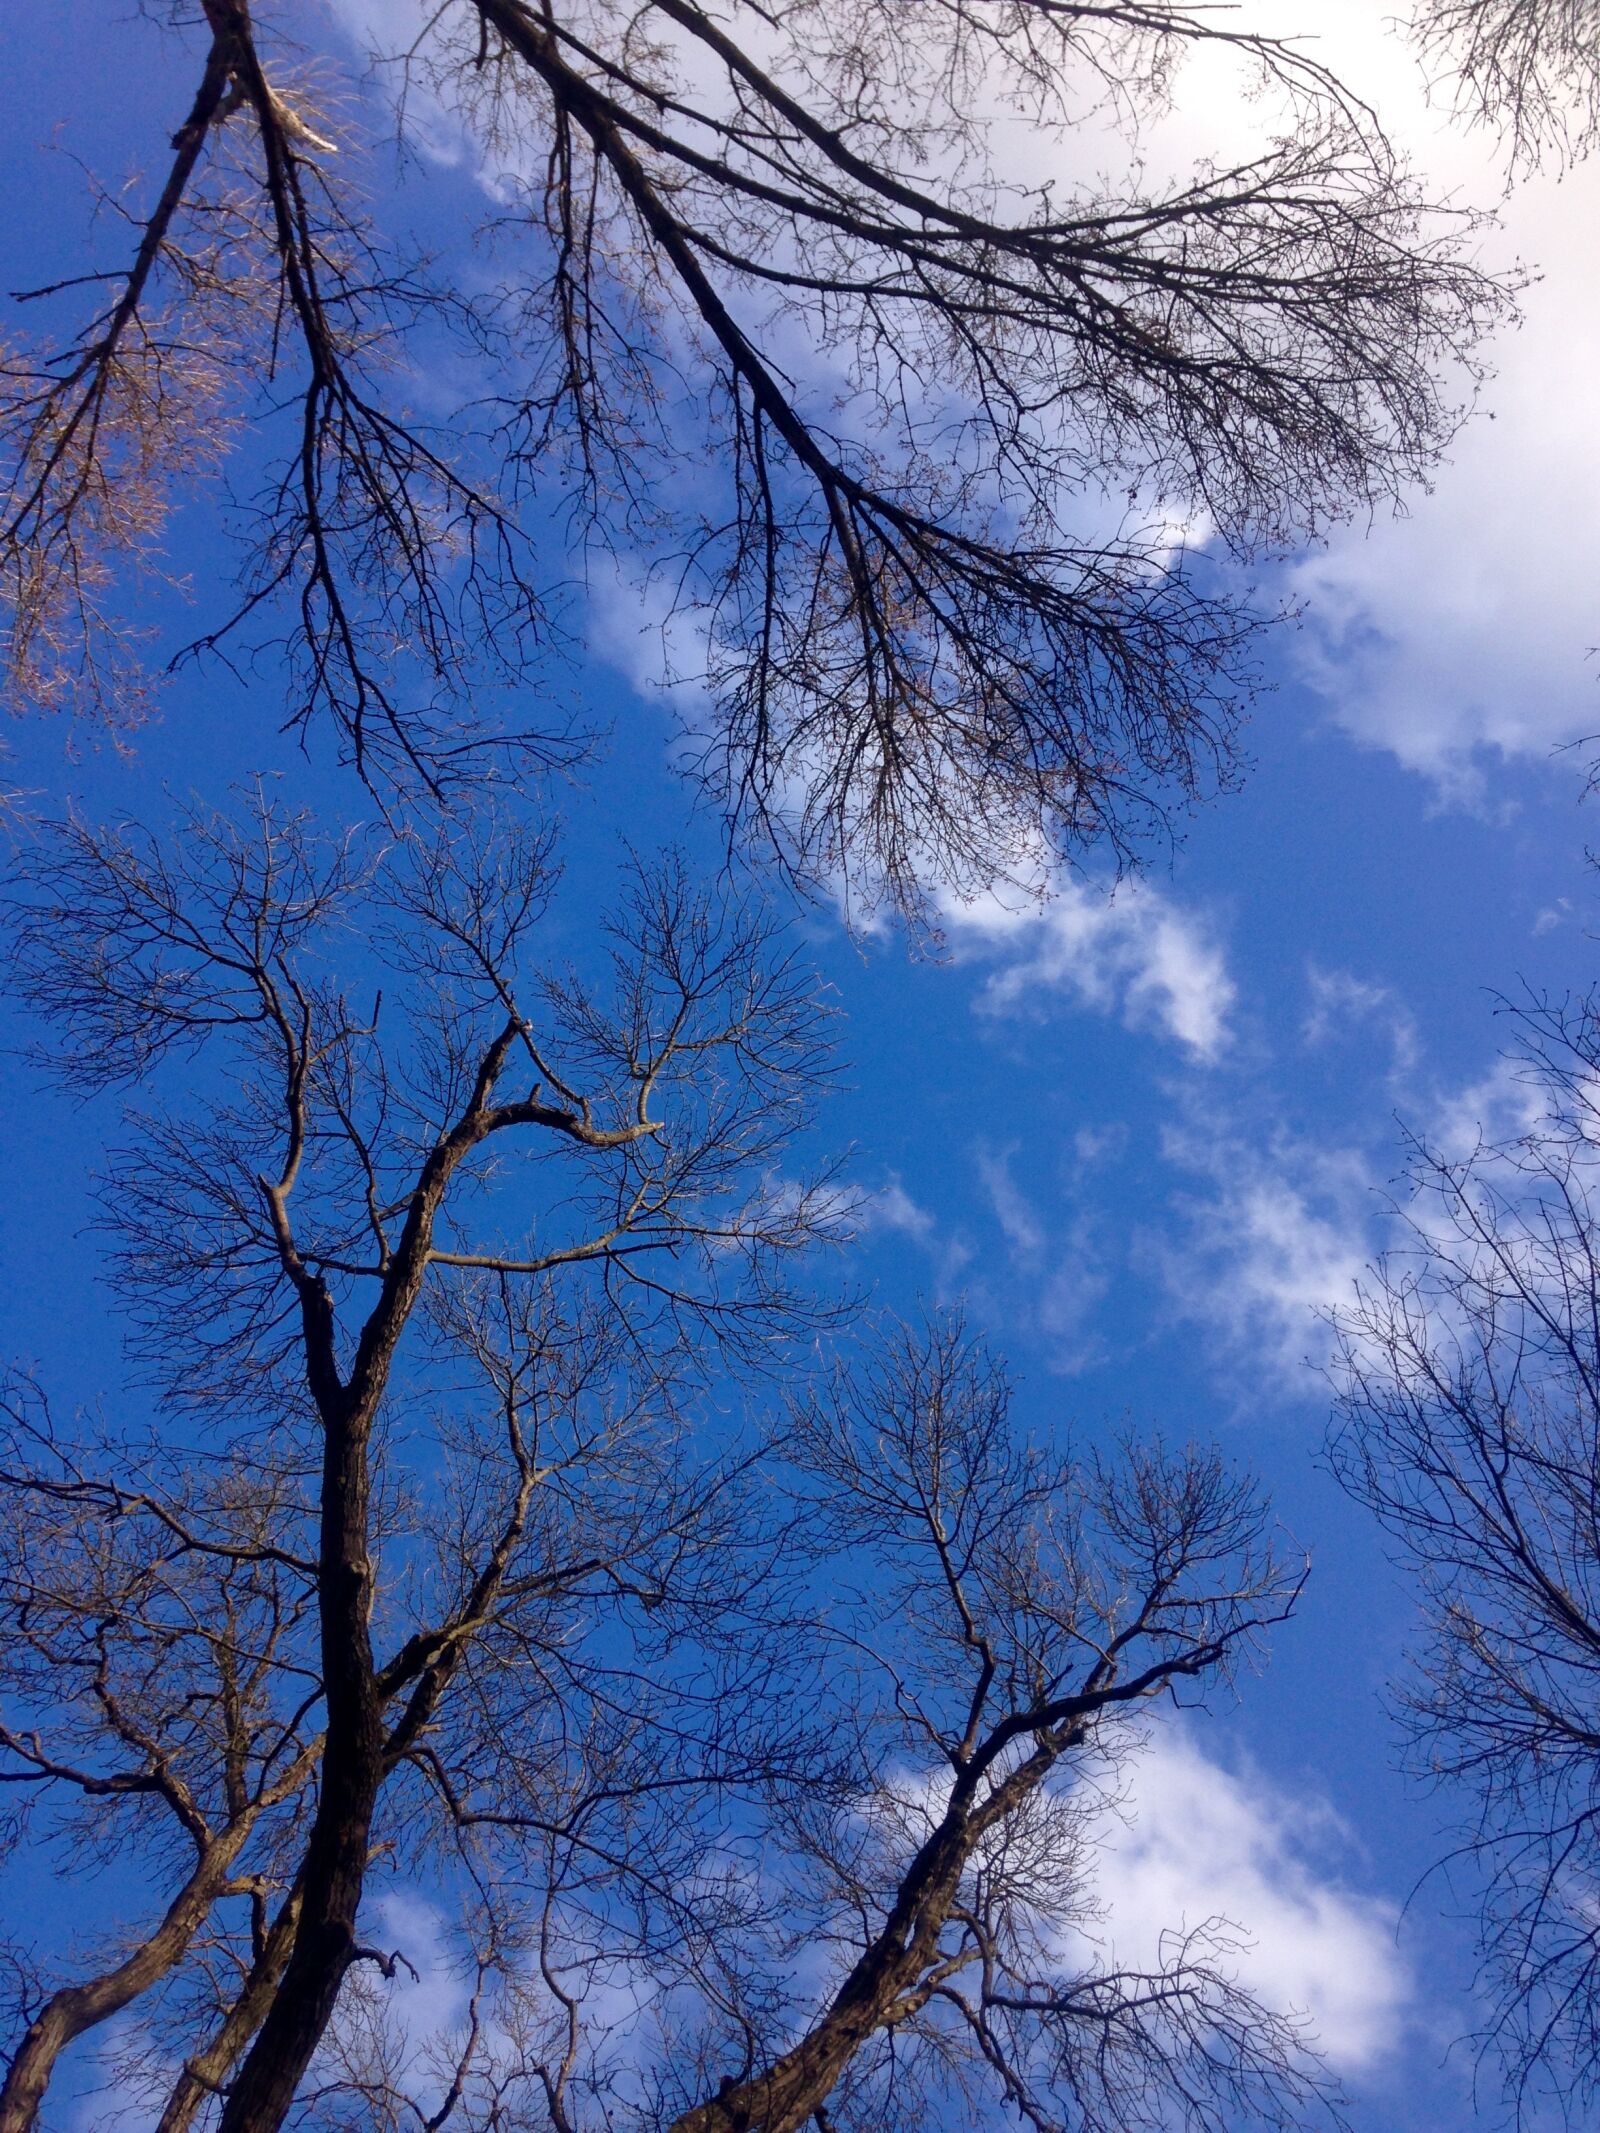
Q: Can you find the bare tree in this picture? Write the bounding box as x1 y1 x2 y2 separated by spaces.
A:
0 786 843 2133
171 1316 1327 2133
1 0 1512 915
1412 0 1600 165
0 793 1330 2133
0 1376 323 2133
1330 987 1600 2117
645 1316 1323 2133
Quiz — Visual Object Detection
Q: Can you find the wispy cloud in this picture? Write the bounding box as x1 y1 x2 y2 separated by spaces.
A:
1302 964 1419 1078
1149 1041 1554 1395
862 1175 939 1247
859 1173 975 1297
948 877 1236 1061
974 1143 1111 1371
975 1144 1049 1258
1425 1054 1547 1163
1154 1117 1379 1390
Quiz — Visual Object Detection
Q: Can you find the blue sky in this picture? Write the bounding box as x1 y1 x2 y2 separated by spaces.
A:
4 2 1600 2127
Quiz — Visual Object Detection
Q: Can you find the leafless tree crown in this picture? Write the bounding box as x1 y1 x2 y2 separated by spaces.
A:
1332 987 1600 2114
0 789 845 2133
0 793 1324 2133
638 1316 1325 2133
1413 1 1600 164
1 0 1513 916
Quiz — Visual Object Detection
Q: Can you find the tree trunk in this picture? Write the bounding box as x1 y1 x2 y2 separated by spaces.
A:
665 1741 1071 2133
0 1826 255 2133
155 1876 304 2133
215 1063 513 2133
214 1390 384 2133
665 1820 972 2133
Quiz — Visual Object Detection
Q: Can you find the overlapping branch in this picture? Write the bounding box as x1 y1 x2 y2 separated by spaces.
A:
2 0 1513 909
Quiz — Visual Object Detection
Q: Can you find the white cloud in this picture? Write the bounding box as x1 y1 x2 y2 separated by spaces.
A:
1302 964 1420 1076
1074 1120 1129 1167
1157 1122 1379 1386
1283 83 1600 798
976 1143 1049 1259
1426 1054 1547 1162
862 1175 938 1246
870 1146 1113 1367
974 1144 1111 1371
1078 1731 1409 2073
361 1891 474 2042
1034 1244 1113 1374
950 877 1236 1060
1151 1040 1577 1394
859 1173 976 1297
868 1727 1407 2077
1051 0 1600 806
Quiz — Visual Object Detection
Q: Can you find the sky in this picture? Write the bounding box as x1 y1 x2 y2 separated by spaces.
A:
3 2 1600 2128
